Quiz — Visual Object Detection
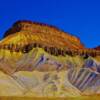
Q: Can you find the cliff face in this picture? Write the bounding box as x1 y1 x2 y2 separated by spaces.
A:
3 20 84 49
0 20 100 97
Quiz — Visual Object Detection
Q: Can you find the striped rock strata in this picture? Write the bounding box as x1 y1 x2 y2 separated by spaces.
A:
0 20 99 96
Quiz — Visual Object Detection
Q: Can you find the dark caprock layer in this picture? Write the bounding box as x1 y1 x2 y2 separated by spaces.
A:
0 43 100 58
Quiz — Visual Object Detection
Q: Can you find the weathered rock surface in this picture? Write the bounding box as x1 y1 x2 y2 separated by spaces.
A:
0 70 81 97
3 20 84 49
0 20 99 97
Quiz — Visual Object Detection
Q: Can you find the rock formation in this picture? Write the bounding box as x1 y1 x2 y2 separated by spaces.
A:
3 20 84 49
0 20 99 97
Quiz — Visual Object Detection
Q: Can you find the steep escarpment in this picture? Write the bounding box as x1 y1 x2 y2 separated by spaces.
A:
0 20 99 73
0 20 99 97
3 20 84 49
1 20 100 58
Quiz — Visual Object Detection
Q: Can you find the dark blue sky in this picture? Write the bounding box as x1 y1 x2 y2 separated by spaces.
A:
0 0 100 48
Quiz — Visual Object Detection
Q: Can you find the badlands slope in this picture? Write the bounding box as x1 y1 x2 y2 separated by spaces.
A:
0 20 99 98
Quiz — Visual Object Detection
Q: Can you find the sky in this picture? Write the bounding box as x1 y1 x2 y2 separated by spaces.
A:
0 0 100 48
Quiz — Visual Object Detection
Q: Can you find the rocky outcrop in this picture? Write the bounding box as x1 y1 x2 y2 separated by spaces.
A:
1 20 99 58
0 70 81 97
68 58 100 95
0 20 99 97
3 20 84 49
0 20 99 74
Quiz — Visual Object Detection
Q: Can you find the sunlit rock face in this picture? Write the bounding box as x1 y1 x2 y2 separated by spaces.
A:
68 57 100 94
0 20 99 97
3 20 84 49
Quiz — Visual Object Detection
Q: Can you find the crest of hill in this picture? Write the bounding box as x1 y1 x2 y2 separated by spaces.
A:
3 20 84 49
